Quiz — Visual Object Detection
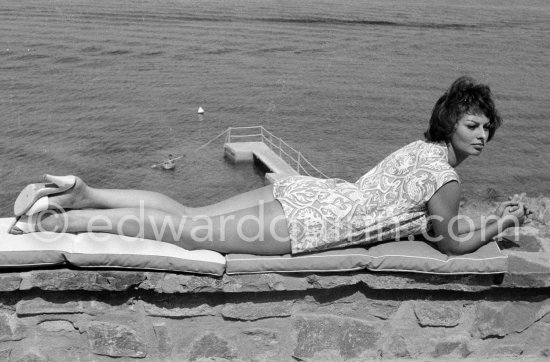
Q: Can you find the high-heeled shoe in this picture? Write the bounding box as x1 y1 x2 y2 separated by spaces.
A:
8 215 39 235
13 175 76 216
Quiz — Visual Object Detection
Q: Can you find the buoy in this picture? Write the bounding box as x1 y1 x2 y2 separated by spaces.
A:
198 107 204 114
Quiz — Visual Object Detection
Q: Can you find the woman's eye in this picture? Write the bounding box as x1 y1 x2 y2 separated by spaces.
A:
467 125 476 129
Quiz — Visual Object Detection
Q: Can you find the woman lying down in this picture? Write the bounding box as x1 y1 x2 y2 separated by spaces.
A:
10 76 529 256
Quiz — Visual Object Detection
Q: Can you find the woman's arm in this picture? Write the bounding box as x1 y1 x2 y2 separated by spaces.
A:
455 199 522 234
427 181 526 255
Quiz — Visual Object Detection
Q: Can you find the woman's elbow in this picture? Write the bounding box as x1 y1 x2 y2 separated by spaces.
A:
437 243 459 256
436 238 466 256
436 236 487 256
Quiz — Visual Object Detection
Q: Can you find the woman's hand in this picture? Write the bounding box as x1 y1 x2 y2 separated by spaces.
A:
493 193 531 222
492 200 520 218
501 202 528 227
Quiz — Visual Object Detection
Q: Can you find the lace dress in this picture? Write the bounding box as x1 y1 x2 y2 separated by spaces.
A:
273 140 459 254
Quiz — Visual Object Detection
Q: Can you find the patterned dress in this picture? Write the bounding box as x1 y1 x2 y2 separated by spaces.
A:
273 140 460 254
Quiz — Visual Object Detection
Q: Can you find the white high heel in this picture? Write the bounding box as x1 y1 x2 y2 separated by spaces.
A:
13 175 76 216
8 215 39 235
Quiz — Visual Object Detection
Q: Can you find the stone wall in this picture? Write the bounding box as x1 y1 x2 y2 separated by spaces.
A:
0 267 548 362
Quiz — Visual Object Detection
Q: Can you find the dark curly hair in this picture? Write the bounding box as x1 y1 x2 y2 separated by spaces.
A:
424 76 503 143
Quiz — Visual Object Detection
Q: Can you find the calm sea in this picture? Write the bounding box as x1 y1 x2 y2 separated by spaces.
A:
1 0 549 217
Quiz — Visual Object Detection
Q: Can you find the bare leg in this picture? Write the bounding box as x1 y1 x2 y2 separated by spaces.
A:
188 185 276 216
39 175 291 254
37 178 290 255
82 188 191 215
47 176 190 215
41 199 291 255
48 175 276 217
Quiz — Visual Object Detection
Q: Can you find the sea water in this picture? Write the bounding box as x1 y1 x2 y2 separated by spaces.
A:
1 0 549 217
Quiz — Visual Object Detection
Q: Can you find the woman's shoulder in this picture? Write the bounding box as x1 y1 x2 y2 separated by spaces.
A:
396 140 458 177
417 141 460 183
388 140 445 159
404 139 445 151
404 140 450 161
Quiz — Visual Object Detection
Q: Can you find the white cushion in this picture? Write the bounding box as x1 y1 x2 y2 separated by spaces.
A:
0 218 226 276
226 240 508 275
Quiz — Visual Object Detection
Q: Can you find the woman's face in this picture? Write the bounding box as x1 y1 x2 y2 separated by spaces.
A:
450 113 490 159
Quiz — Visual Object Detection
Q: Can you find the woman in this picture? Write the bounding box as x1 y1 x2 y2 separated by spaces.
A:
10 76 528 256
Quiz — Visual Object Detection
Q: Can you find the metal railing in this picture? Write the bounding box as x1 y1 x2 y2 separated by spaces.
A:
225 126 329 179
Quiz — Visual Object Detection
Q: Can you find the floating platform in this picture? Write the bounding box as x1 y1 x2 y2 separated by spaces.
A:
224 142 298 183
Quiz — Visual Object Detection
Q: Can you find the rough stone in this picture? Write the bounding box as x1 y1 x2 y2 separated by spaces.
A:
433 342 461 358
5 266 549 293
382 334 410 358
12 351 49 362
188 333 238 362
292 313 381 359
526 196 550 225
19 270 146 291
0 310 23 342
502 272 550 289
16 298 112 317
513 233 543 252
38 320 76 333
221 300 293 321
0 349 10 362
306 293 401 321
86 321 147 358
242 328 279 348
16 298 83 316
490 344 524 357
0 269 548 361
95 271 148 290
413 301 461 327
301 349 345 361
431 337 471 358
144 302 216 318
367 300 401 320
507 252 550 274
519 319 550 356
473 301 550 338
499 225 543 252
154 273 224 294
543 209 550 225
136 271 165 291
153 323 172 354
222 274 303 293
0 274 21 291
82 300 114 316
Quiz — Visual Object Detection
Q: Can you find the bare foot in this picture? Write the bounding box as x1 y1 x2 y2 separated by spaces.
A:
45 175 90 211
